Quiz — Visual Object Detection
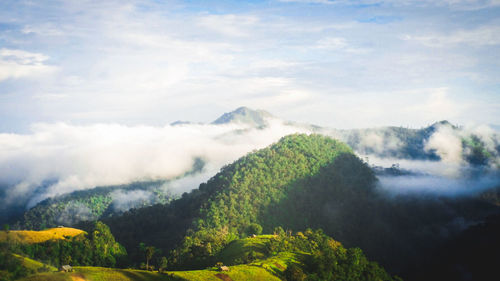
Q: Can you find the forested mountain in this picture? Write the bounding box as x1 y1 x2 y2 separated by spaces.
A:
15 158 205 230
17 181 174 230
3 108 499 280
9 108 499 232
329 120 499 166
212 107 499 166
100 134 499 280
103 134 356 265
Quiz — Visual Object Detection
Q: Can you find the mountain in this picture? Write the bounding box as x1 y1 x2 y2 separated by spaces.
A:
211 106 273 127
17 180 174 230
4 131 500 280
213 106 498 166
9 108 499 231
103 134 359 265
15 158 205 230
100 133 499 279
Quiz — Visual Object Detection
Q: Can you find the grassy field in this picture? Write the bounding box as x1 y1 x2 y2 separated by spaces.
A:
13 254 58 272
216 235 275 265
0 228 85 244
16 235 301 281
17 262 287 281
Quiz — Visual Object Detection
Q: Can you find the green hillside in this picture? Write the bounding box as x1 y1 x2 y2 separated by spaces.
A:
104 134 357 265
101 133 499 278
17 232 398 281
1 222 127 279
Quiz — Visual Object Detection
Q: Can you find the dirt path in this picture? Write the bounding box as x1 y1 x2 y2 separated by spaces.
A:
71 273 87 281
215 273 234 281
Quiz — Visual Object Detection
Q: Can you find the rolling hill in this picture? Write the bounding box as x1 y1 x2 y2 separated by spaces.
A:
16 232 398 281
0 227 85 244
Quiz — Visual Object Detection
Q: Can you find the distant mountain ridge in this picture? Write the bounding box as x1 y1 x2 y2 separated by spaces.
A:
211 106 273 127
11 107 499 230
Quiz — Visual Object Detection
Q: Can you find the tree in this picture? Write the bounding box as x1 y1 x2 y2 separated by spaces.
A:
144 246 156 270
284 264 306 281
159 256 168 272
247 223 263 235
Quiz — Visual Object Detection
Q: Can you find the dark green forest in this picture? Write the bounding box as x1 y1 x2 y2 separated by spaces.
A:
101 133 499 279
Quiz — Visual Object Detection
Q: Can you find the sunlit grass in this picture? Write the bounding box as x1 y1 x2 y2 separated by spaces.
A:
17 235 301 281
0 227 85 244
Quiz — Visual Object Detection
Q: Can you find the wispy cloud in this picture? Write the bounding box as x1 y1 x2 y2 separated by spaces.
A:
279 0 500 10
0 48 55 81
404 25 500 47
196 14 260 37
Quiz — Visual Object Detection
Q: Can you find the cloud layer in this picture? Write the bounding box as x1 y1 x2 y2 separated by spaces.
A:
0 119 309 208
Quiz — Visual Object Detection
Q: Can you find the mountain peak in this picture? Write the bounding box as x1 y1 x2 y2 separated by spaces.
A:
427 120 457 131
212 106 273 126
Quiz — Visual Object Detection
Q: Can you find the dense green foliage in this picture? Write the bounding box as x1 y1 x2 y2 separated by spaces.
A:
0 243 31 281
102 133 499 280
268 229 400 281
105 134 362 267
3 222 126 271
19 181 176 230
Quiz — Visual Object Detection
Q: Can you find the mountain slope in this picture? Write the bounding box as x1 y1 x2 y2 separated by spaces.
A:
103 134 364 264
18 181 175 230
102 133 499 279
211 106 273 127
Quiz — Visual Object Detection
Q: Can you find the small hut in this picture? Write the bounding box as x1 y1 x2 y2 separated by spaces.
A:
60 265 73 272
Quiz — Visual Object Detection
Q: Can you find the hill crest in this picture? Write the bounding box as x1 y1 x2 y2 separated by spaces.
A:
211 106 273 126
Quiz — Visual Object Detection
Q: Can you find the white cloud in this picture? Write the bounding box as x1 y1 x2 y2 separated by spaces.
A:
425 125 464 165
278 0 337 4
279 0 500 9
315 37 348 49
405 88 463 123
314 37 371 54
0 119 310 207
0 49 55 82
196 14 260 37
403 25 500 47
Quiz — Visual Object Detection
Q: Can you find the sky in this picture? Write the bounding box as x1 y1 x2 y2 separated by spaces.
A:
0 0 499 132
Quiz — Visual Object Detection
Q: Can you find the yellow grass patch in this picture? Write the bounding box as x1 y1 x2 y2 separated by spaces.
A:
0 228 85 244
